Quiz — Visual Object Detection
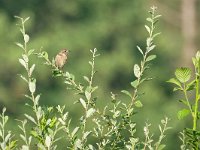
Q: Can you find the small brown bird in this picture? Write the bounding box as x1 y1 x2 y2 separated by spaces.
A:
55 49 69 69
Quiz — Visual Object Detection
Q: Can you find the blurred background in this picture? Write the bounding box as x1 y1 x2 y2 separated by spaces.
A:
0 0 200 149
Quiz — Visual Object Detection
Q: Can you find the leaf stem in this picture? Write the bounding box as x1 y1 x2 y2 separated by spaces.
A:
183 84 193 117
193 61 200 130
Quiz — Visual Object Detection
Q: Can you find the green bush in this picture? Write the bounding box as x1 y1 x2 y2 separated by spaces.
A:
1 6 199 150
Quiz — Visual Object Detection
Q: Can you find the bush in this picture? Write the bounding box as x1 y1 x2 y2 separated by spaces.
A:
1 6 199 150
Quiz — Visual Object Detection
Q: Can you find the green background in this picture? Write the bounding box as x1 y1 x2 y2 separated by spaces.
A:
0 0 200 149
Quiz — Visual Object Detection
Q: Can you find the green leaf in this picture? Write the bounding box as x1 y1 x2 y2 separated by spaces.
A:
29 64 35 76
83 131 92 140
86 108 96 118
155 15 162 19
24 114 37 124
146 17 153 22
196 51 200 60
24 17 30 22
186 80 196 91
134 64 140 78
134 100 143 108
177 109 190 120
80 98 86 109
45 136 51 148
41 51 49 60
83 76 90 83
22 54 29 63
16 42 24 49
178 99 188 106
71 127 79 138
30 130 38 137
19 58 27 69
91 86 98 93
121 90 132 98
167 78 182 88
146 55 156 62
28 49 35 56
136 46 143 55
173 87 182 91
175 67 191 83
24 34 29 43
22 145 29 150
152 32 161 39
5 133 11 143
53 69 62 77
147 45 156 52
131 80 138 88
157 144 166 150
89 61 92 66
145 25 151 34
146 37 152 47
29 78 36 93
75 139 82 149
85 90 91 100
19 74 28 83
35 94 40 106
69 73 75 80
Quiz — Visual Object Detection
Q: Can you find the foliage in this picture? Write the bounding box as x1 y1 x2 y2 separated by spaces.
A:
2 2 200 149
0 6 176 149
168 51 200 149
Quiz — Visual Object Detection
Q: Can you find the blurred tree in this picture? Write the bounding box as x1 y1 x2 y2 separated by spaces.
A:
181 0 197 66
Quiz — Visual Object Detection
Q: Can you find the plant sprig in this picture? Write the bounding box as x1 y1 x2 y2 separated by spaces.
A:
168 51 200 149
121 6 161 112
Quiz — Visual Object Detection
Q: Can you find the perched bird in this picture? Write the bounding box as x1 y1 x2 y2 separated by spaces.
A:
55 49 69 69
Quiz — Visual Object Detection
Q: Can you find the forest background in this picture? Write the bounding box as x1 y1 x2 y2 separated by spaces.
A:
0 0 199 149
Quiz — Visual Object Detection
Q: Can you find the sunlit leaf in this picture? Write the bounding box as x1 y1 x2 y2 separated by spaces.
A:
83 131 92 140
121 90 132 98
16 42 24 49
186 80 196 91
177 109 190 120
167 78 182 88
29 78 36 93
134 64 140 78
144 25 150 34
45 136 51 148
134 100 143 108
71 127 79 138
19 58 27 69
131 80 138 88
83 76 90 83
24 114 36 124
137 46 143 55
29 64 35 76
175 67 191 83
80 98 86 109
86 108 96 118
146 55 156 62
24 34 29 43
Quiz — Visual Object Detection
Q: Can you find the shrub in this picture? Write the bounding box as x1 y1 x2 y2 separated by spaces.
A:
1 6 176 150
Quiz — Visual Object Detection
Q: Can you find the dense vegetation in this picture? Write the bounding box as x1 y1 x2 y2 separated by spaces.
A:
0 1 200 149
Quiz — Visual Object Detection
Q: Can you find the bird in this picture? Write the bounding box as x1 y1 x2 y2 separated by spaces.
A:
55 49 69 69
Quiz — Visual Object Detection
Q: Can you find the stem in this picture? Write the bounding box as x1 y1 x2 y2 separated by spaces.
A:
183 84 193 116
89 52 95 88
129 7 157 109
193 63 200 130
81 49 98 146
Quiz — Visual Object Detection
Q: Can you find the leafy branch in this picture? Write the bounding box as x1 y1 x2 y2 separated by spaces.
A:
168 51 200 149
121 6 161 112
